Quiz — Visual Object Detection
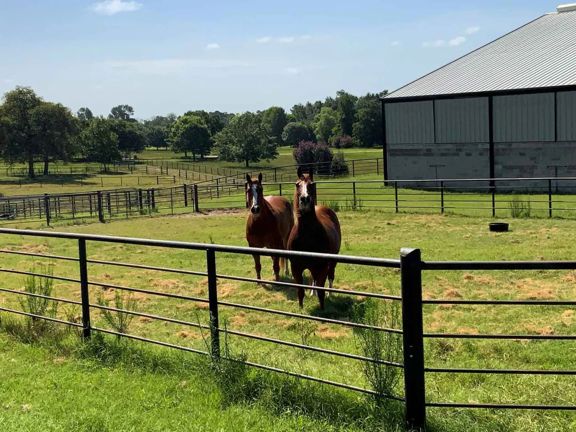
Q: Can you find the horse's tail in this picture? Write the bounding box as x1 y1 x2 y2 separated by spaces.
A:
280 256 290 276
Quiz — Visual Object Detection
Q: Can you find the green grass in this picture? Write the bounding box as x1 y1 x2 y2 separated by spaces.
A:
1 211 576 431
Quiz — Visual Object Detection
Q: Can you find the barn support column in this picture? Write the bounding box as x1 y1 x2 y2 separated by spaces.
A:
489 95 495 188
381 101 389 181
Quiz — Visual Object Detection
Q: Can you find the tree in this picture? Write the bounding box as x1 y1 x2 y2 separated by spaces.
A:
0 87 43 177
335 90 357 136
79 118 121 171
169 114 212 160
352 93 382 148
77 107 94 123
143 115 177 150
109 105 135 121
184 110 227 138
261 106 287 145
281 122 315 147
30 102 78 175
290 101 323 124
292 141 334 175
214 112 276 168
109 120 147 156
313 107 341 144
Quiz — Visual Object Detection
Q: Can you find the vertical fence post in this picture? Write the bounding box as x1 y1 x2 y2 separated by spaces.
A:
440 181 444 214
43 194 51 226
491 185 496 218
78 239 91 339
138 189 144 212
216 178 220 198
97 191 105 223
279 183 283 197
206 249 220 359
352 160 356 177
394 181 399 213
193 184 199 212
183 184 189 207
400 248 426 431
352 181 357 210
548 179 553 218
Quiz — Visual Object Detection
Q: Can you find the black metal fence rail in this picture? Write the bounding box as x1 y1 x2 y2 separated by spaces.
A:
0 229 574 430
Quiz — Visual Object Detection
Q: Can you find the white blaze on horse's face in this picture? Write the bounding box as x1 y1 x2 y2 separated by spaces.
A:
250 183 261 215
298 177 314 213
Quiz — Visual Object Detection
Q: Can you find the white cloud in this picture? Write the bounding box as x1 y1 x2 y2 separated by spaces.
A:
256 35 313 44
448 36 466 46
465 26 480 35
283 67 301 75
205 43 220 51
422 39 446 48
278 36 296 43
256 36 272 44
92 0 142 16
390 41 401 47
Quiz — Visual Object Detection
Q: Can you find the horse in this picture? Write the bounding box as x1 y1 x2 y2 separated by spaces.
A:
245 173 294 282
287 167 341 309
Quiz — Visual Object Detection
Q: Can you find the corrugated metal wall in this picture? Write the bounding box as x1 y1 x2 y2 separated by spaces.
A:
493 93 555 142
385 101 433 144
435 97 489 143
558 91 576 141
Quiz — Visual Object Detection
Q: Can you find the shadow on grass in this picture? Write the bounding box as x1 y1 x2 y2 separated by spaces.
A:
310 294 364 321
263 274 300 301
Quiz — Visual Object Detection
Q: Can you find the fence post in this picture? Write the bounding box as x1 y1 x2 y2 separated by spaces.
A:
279 183 282 197
206 249 220 359
216 178 220 198
151 189 156 210
138 189 144 211
43 194 51 226
491 185 496 218
548 179 553 218
394 181 399 213
97 191 105 223
440 181 444 214
106 193 112 217
352 181 357 210
193 185 199 212
183 184 189 207
78 239 91 339
400 248 426 431
352 160 356 177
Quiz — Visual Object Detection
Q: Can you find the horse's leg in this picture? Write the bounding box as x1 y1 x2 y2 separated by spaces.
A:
252 254 262 283
327 261 337 297
272 255 280 282
314 269 329 310
291 262 305 308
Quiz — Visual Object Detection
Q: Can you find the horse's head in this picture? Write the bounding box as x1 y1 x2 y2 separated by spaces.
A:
295 166 316 214
245 173 264 215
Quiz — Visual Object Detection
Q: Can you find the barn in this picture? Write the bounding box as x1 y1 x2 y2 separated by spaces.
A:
381 4 576 185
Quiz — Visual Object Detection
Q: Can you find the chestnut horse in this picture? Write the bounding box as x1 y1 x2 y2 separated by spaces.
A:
245 173 294 281
287 168 341 309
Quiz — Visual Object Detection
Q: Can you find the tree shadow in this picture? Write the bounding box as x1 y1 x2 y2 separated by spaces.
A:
310 294 364 321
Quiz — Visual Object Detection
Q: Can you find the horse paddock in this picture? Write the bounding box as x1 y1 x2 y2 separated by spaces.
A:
0 210 575 431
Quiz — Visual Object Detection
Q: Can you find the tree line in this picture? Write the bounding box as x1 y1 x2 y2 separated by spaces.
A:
0 86 385 177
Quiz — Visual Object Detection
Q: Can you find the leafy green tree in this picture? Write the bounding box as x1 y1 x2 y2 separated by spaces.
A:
109 120 147 156
30 102 78 175
352 93 382 147
313 107 341 144
184 110 227 138
335 90 357 136
143 115 176 150
109 105 135 121
261 106 287 145
290 101 323 124
79 118 121 171
281 122 315 147
214 112 276 168
77 107 94 123
0 87 43 177
169 114 211 160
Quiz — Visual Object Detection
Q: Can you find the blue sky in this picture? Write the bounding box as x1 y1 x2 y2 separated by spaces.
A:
0 0 562 118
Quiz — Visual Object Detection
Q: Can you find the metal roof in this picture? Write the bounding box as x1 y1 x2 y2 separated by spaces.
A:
385 9 576 100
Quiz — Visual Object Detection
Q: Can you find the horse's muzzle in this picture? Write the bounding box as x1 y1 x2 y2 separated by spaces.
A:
251 205 260 214
299 196 311 205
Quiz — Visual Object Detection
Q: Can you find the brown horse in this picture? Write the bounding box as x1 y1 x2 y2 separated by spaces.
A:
245 173 294 282
287 167 341 309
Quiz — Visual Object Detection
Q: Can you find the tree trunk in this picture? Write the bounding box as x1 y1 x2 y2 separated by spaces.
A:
43 157 49 176
184 151 188 158
245 159 249 168
28 154 35 179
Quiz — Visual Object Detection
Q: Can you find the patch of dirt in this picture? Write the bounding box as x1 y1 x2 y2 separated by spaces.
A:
562 272 576 283
462 274 497 285
139 317 153 323
443 288 463 299
151 279 185 291
561 310 574 326
18 243 48 254
230 312 247 327
525 325 555 336
456 327 479 335
316 325 350 340
176 330 201 340
514 278 558 300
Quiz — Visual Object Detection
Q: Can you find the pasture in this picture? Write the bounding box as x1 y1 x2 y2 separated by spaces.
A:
0 210 575 431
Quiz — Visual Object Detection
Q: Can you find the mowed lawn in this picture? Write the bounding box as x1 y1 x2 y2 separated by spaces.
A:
0 211 575 431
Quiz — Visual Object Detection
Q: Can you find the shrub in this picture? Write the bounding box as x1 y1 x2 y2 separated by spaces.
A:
332 135 354 149
292 141 333 175
509 195 531 218
97 289 136 338
19 265 59 335
330 152 349 176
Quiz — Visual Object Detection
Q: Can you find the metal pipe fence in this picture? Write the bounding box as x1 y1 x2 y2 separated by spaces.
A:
0 229 574 431
6 176 576 225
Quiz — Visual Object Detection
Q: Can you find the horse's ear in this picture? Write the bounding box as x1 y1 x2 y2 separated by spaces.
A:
297 166 303 179
245 174 251 183
258 173 263 183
